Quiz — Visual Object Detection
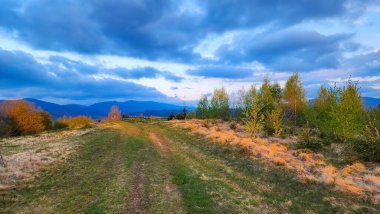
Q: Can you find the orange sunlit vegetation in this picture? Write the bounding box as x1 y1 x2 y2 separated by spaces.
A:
0 100 51 136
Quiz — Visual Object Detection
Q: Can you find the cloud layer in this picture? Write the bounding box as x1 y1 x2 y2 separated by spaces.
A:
0 0 379 102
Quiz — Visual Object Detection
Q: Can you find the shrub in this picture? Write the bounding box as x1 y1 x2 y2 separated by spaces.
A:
67 116 92 128
349 120 380 162
168 113 175 120
202 120 210 129
266 108 283 137
296 126 323 151
53 120 69 129
55 115 92 129
186 111 196 119
230 122 237 130
175 113 186 120
0 114 17 137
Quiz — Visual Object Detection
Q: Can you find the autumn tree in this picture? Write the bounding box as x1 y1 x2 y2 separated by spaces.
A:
108 105 121 121
210 87 230 120
0 100 50 135
196 95 209 119
283 72 308 125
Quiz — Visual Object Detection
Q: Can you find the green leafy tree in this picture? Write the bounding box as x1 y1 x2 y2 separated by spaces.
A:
237 85 257 119
196 95 209 119
258 78 275 116
332 80 366 140
270 82 282 103
210 87 230 120
312 86 338 136
283 72 308 125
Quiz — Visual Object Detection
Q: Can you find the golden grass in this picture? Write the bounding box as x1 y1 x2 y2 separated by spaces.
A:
169 119 380 204
0 129 93 189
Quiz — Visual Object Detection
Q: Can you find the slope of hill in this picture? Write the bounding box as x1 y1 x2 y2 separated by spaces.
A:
24 98 103 120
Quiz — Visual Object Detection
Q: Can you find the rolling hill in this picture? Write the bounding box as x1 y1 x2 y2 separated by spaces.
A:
0 98 188 120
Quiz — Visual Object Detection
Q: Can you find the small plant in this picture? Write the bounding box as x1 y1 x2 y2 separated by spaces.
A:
202 120 210 129
296 124 322 151
230 122 237 130
349 118 380 162
53 120 69 129
168 113 175 120
175 113 186 120
267 108 283 137
0 151 6 168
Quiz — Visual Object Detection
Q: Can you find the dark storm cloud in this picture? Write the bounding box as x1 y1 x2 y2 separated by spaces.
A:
0 0 374 60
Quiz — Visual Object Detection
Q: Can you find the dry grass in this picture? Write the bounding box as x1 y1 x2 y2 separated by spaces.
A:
170 119 380 204
0 129 94 189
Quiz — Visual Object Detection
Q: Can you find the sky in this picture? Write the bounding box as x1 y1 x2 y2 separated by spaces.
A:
0 0 380 105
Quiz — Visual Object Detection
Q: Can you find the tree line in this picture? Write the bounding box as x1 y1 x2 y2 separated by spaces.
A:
195 72 380 162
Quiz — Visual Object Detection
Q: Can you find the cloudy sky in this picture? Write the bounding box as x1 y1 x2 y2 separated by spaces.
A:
0 0 379 105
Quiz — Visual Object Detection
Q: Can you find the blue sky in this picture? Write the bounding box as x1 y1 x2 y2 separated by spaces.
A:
0 0 379 105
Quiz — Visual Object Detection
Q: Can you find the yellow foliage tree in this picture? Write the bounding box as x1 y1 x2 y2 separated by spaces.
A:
0 100 48 135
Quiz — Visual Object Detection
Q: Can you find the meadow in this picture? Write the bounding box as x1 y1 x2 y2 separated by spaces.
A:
0 120 379 213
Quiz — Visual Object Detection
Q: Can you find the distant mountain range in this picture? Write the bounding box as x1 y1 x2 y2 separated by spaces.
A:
0 98 189 120
0 97 378 120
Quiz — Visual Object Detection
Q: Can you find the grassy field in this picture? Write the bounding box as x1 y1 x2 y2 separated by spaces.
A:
0 121 379 213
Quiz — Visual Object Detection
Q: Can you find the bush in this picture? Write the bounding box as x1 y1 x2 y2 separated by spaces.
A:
55 115 92 129
296 127 323 151
67 116 92 128
230 122 237 130
0 114 17 137
349 120 380 162
175 113 186 120
186 111 196 119
168 113 175 120
266 108 283 137
202 120 210 129
53 120 69 129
